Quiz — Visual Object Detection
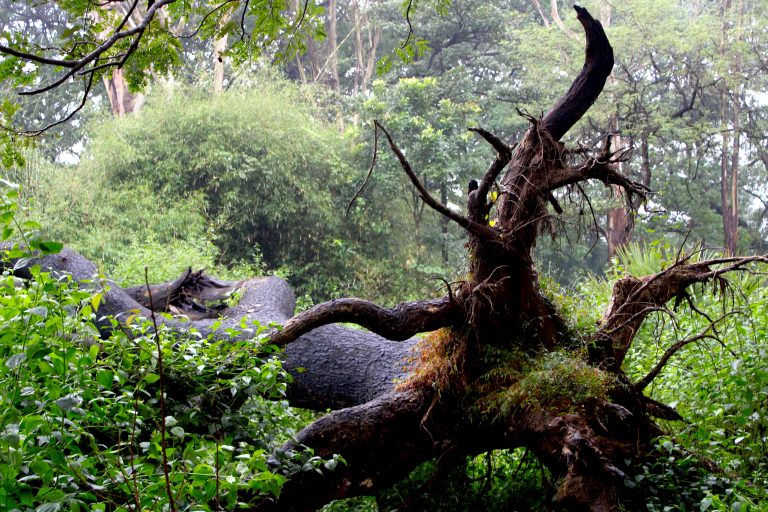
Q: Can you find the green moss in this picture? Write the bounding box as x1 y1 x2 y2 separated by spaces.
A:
481 350 614 418
539 274 602 344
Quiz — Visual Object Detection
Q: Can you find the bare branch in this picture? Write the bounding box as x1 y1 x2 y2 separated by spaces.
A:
547 158 650 199
15 71 96 136
375 121 499 240
3 0 176 96
540 6 614 141
467 127 513 222
593 254 768 369
270 295 461 347
634 313 735 392
550 0 578 38
179 0 239 39
347 118 380 214
0 43 78 68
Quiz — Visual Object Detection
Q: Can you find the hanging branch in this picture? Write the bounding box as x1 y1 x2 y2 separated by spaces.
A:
3 0 176 97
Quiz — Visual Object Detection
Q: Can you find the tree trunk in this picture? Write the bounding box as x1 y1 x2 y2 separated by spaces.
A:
718 0 744 255
212 10 233 93
326 0 340 95
600 5 634 260
606 124 632 259
103 65 144 116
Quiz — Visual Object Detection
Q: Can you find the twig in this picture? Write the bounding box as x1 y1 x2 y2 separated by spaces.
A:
375 120 498 240
144 267 177 512
634 314 733 391
346 119 379 214
11 71 95 137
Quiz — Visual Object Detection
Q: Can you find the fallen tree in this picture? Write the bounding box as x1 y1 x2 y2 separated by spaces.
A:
4 6 767 511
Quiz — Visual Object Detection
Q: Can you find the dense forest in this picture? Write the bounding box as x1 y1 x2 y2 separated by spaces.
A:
1 0 768 510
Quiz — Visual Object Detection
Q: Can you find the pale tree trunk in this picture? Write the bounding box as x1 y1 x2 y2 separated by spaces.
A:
531 0 551 27
719 0 744 255
352 9 381 128
290 0 310 85
352 0 364 96
351 0 380 96
103 68 144 116
326 0 343 130
95 1 145 116
212 10 233 93
550 0 577 38
326 0 341 94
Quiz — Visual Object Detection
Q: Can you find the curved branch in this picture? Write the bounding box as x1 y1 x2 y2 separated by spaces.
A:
5 0 176 96
547 159 649 199
467 127 512 223
376 121 498 240
270 295 461 347
540 5 614 141
16 70 95 136
248 390 438 511
634 332 717 392
593 254 768 369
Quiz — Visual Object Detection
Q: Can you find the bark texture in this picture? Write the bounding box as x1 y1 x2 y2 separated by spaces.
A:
0 244 413 412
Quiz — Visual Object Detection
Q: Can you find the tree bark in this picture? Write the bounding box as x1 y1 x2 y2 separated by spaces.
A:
103 64 144 116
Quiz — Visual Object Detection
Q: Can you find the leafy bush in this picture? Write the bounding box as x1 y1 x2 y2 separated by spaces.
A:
0 181 328 511
577 243 768 510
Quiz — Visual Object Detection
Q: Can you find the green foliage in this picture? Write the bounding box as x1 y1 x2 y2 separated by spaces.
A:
23 73 456 303
357 448 548 511
577 242 768 510
0 269 302 510
0 180 328 511
493 350 614 416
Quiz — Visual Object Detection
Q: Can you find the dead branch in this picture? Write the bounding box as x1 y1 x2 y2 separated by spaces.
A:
376 121 499 239
595 255 768 369
546 157 649 199
540 5 614 141
634 326 722 392
346 118 380 214
270 295 461 347
467 127 512 223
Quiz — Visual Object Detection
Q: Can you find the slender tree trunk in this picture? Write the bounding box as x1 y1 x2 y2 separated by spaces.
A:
327 0 340 95
440 181 449 267
96 2 144 116
600 4 633 260
640 131 651 190
324 0 343 130
363 25 381 91
606 118 632 259
352 0 364 96
212 10 232 93
719 0 743 255
531 0 551 27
